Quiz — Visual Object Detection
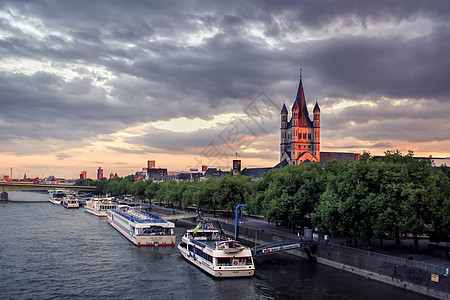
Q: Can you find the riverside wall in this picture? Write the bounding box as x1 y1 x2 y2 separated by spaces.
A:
150 205 449 300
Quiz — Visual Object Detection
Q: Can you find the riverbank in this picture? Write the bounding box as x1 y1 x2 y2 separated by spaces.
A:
150 204 449 300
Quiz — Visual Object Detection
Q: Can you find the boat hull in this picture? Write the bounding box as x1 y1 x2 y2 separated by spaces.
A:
85 207 107 217
178 244 255 278
62 202 79 209
49 199 61 205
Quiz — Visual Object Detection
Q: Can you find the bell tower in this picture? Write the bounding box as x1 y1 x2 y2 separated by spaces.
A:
280 102 288 161
313 101 321 162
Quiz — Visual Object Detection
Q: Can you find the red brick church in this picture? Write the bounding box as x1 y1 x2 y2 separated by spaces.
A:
279 72 360 166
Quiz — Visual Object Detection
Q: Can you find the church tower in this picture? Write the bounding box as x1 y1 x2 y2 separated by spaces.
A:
280 102 288 161
313 101 321 162
280 71 320 164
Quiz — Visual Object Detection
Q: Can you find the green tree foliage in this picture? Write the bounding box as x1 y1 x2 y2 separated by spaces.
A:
253 163 324 232
313 150 450 251
74 178 96 186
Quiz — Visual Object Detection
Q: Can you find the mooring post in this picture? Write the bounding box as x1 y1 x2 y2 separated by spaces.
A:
1 191 8 202
235 204 245 240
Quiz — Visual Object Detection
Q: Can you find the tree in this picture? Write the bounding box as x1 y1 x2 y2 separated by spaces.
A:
213 174 254 211
257 163 324 232
74 178 95 186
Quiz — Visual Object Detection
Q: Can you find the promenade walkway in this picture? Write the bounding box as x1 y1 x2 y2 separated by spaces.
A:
151 203 450 274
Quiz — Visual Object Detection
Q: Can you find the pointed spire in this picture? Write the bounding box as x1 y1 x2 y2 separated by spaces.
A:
281 102 288 114
292 70 313 127
314 100 320 113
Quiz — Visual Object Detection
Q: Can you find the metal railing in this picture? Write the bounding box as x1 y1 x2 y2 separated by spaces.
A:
320 242 449 275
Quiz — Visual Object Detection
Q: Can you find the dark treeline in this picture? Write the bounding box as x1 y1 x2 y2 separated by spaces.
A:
76 151 449 251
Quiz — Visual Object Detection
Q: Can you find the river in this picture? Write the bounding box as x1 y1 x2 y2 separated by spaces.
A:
0 191 432 300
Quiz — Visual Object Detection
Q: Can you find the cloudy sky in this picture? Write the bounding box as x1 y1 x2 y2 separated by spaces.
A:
1 0 449 179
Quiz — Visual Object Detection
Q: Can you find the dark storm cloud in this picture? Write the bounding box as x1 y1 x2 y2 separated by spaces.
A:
0 0 449 155
322 99 450 143
302 26 450 102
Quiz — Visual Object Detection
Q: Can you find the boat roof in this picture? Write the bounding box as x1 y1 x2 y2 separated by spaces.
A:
112 207 175 228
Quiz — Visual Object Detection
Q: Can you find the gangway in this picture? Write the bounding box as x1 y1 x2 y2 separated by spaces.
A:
253 240 318 256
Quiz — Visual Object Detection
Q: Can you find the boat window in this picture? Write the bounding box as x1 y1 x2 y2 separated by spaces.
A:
139 227 173 236
217 258 232 266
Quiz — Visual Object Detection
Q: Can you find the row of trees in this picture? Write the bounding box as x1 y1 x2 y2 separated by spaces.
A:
75 151 449 251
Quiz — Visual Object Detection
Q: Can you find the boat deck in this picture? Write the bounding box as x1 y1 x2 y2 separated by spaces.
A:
114 208 168 224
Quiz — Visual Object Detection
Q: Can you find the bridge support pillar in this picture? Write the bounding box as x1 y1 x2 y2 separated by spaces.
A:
1 191 8 202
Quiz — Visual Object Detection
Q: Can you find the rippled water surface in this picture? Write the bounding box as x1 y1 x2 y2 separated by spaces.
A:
0 192 432 299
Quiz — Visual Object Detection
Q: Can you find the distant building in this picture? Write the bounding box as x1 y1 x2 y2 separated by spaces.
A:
202 165 208 172
320 152 360 163
80 171 87 179
241 160 289 179
146 168 168 181
110 172 115 179
148 160 156 169
232 160 241 175
177 172 203 181
203 168 226 178
97 167 104 180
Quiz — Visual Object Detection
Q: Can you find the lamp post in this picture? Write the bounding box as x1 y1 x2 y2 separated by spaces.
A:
235 204 246 240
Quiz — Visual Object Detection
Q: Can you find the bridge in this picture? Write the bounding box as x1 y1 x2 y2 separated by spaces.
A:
0 182 96 201
253 240 318 257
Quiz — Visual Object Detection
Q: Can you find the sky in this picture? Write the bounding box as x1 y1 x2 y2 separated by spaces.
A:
1 0 449 179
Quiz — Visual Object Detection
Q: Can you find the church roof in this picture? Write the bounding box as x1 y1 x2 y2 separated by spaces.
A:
292 77 313 127
281 102 288 114
241 167 273 179
273 159 289 169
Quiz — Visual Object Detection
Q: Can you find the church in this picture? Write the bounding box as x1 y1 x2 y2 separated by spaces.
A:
241 72 360 179
280 73 321 164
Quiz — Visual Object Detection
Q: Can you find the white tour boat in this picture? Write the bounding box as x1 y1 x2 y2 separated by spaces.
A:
178 222 255 277
85 196 117 217
48 189 66 204
62 193 80 209
107 205 175 246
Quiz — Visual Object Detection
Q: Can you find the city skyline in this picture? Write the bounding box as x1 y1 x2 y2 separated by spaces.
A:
1 1 449 178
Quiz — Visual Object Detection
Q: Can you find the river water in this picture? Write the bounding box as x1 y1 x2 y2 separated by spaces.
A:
0 191 431 300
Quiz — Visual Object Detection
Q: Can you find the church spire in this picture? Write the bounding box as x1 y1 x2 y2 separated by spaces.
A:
281 102 288 114
292 69 312 127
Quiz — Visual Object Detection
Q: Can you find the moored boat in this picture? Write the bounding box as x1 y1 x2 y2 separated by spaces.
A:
178 222 255 277
62 193 80 209
85 196 117 217
107 205 175 246
48 189 65 204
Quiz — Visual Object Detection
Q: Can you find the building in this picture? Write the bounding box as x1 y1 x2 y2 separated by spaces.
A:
148 160 156 169
320 152 360 163
232 160 241 175
203 168 226 178
146 168 168 181
80 171 87 180
97 167 104 180
280 73 320 164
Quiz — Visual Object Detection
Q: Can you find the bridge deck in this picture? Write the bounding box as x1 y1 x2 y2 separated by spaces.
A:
254 240 318 256
0 182 96 192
